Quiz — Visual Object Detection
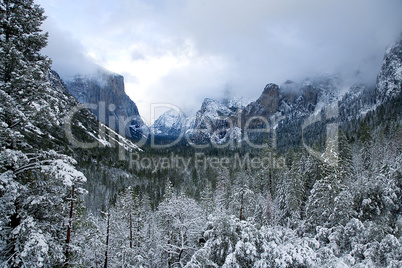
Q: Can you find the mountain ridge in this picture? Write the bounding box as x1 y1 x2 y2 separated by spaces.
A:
150 34 402 148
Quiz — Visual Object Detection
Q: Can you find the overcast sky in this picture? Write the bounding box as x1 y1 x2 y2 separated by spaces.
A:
37 0 402 124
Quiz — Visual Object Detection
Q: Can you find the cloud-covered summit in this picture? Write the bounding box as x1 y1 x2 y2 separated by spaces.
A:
39 0 402 122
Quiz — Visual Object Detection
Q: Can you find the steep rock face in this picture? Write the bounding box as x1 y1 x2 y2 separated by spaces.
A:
64 68 147 140
243 80 324 120
245 83 280 118
376 35 402 104
194 98 235 128
241 80 323 129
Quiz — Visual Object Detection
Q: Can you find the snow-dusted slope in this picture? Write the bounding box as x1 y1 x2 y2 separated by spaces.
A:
196 98 234 120
190 98 243 144
151 109 187 137
376 35 402 104
151 98 244 144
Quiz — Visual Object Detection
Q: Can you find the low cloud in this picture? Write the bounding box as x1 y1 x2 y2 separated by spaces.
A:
39 0 402 122
41 18 97 79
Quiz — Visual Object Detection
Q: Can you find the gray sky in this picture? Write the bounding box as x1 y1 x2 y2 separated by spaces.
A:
38 0 402 124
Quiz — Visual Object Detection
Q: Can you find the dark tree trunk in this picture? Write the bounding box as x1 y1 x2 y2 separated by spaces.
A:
268 167 273 197
129 210 133 249
104 209 110 268
239 187 244 220
64 184 75 267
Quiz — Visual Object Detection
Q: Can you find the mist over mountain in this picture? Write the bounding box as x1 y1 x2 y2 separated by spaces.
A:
56 33 402 153
39 0 402 122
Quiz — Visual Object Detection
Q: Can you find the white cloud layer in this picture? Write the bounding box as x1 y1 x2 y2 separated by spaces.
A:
38 0 402 123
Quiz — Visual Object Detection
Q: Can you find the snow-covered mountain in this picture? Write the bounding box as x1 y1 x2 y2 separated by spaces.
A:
63 35 401 149
64 67 148 141
151 33 402 148
162 76 352 147
189 98 243 145
151 109 187 137
150 98 241 142
151 68 389 148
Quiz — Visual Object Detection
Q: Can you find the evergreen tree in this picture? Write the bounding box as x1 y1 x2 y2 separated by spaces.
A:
228 171 258 221
272 167 289 224
214 169 230 212
0 150 87 266
305 143 353 230
338 130 354 181
0 0 50 98
286 156 305 222
107 187 151 266
163 178 174 200
200 181 215 219
358 122 373 171
78 214 105 267
305 169 339 229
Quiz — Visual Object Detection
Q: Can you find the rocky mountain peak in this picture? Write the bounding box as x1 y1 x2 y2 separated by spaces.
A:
151 109 186 136
257 83 280 106
64 67 147 140
244 83 280 118
199 98 232 115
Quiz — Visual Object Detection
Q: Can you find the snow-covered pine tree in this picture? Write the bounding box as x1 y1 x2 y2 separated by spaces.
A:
0 0 50 99
286 155 305 223
200 181 215 219
271 167 288 224
0 150 87 266
0 1 93 266
214 169 230 212
156 191 204 267
108 187 150 266
357 122 373 171
305 142 353 230
163 178 174 200
74 214 104 267
228 171 258 221
338 130 354 182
